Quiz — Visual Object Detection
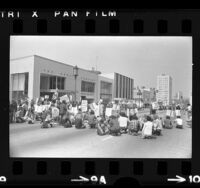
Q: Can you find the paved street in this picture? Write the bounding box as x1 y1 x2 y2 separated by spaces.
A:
10 110 192 158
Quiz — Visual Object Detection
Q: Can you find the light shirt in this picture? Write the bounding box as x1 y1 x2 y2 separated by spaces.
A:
187 106 192 111
142 121 153 136
175 110 181 116
175 118 183 125
166 110 171 116
118 116 129 128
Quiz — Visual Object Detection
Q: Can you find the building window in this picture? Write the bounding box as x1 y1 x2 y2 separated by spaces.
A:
11 72 29 100
81 81 95 93
50 76 56 89
40 75 49 90
41 75 65 90
57 77 65 90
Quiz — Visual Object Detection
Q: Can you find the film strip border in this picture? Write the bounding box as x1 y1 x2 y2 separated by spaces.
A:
6 159 192 185
1 9 200 185
10 16 195 34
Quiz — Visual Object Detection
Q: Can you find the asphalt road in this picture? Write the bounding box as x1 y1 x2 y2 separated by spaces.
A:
9 110 192 158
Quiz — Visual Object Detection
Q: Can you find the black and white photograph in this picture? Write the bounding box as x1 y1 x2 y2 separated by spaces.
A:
9 36 192 158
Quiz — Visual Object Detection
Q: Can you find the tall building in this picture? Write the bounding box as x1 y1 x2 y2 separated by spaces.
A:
156 74 172 105
100 72 134 100
176 91 183 100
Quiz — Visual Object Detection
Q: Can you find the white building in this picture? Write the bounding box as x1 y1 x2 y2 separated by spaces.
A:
156 74 172 105
176 91 183 100
10 55 99 103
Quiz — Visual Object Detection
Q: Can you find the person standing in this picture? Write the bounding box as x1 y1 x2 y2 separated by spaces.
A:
59 100 67 125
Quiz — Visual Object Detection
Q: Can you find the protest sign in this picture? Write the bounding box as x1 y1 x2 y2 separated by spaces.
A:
52 107 59 118
105 108 112 117
81 100 88 112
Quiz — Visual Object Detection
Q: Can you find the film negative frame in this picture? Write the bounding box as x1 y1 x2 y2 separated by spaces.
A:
0 9 200 186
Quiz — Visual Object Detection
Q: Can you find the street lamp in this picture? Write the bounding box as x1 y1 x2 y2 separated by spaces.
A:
73 65 79 103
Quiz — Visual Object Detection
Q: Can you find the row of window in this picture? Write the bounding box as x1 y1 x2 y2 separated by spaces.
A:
100 81 112 95
40 75 65 90
81 81 95 93
115 73 133 99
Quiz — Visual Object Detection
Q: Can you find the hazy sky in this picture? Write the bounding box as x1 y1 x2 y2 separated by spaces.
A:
10 36 192 98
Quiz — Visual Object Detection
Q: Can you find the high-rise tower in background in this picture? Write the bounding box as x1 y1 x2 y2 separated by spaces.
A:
156 74 172 105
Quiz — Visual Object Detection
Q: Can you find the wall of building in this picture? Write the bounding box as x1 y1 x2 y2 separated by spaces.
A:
98 75 114 102
114 73 134 99
33 55 99 101
10 56 35 100
157 74 172 105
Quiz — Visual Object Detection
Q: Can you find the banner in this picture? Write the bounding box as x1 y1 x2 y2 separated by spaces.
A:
81 100 88 112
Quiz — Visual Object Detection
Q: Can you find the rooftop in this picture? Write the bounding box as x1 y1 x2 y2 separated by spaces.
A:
11 55 100 75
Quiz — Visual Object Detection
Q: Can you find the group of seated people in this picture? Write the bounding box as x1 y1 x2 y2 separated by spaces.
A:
96 111 184 138
11 99 184 139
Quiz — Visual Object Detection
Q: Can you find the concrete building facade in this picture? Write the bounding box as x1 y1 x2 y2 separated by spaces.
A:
10 55 99 103
10 55 134 104
156 74 172 105
98 75 114 103
101 72 134 100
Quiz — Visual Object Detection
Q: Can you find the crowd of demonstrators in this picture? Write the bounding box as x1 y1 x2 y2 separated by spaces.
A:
9 95 191 138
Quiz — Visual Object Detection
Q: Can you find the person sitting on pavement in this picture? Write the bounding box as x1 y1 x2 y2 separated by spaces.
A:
141 115 154 139
139 114 147 131
128 114 140 135
108 115 121 136
152 117 163 136
88 110 97 129
74 108 85 129
163 115 173 129
174 116 183 129
15 105 26 123
118 112 129 133
51 103 60 123
41 109 53 128
23 107 35 124
35 102 44 121
97 118 110 136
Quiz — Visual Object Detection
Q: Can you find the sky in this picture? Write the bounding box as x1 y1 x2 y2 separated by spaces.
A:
10 36 192 98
